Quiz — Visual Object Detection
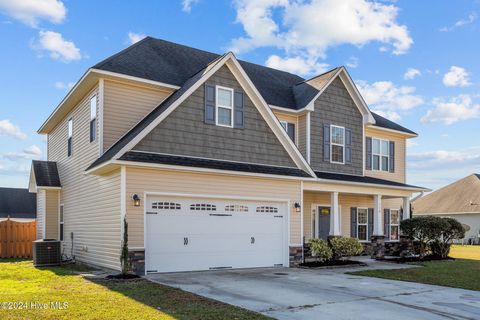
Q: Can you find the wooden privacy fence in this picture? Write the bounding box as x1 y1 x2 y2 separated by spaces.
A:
0 218 37 258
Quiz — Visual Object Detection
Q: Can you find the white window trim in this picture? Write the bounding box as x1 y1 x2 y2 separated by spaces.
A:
330 125 345 164
67 118 73 157
59 204 64 242
90 95 97 143
371 137 389 172
357 207 369 242
215 85 234 128
280 120 288 132
389 209 400 242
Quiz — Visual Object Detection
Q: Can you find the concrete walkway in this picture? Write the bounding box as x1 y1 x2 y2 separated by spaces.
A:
147 259 480 320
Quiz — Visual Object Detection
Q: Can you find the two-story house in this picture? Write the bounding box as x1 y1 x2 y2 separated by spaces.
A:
29 37 427 274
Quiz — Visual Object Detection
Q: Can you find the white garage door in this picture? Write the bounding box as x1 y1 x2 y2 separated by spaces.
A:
145 196 287 273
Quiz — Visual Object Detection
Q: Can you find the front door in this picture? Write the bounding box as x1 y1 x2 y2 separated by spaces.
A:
317 206 331 240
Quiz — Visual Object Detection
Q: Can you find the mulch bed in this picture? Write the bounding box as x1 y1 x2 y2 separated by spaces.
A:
105 273 141 280
299 260 366 268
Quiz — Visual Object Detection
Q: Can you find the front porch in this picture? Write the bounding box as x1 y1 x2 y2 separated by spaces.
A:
300 182 414 262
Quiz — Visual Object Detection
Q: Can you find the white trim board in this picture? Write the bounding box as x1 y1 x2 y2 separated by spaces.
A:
99 52 315 177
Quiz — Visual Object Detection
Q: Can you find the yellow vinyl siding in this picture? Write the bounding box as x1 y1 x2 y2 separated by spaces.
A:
103 80 172 151
273 111 299 146
298 114 307 158
44 190 59 239
365 127 407 183
125 167 302 247
47 84 122 271
36 190 45 239
303 191 405 242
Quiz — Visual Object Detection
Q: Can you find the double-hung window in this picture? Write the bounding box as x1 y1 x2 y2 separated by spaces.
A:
59 204 64 241
67 118 73 157
390 209 400 241
89 95 97 142
372 138 389 171
216 86 234 127
357 208 368 241
330 125 345 164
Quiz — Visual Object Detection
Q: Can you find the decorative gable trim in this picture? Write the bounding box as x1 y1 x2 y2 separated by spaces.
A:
101 53 315 177
305 67 375 125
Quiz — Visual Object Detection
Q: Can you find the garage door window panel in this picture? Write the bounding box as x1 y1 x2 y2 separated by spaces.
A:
190 203 217 211
152 202 181 210
256 206 279 213
225 205 249 212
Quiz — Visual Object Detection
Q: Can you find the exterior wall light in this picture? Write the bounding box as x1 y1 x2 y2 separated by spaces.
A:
294 202 301 213
132 194 141 207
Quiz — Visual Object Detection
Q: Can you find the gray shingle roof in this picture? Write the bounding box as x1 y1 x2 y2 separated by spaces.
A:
0 188 36 219
32 160 61 187
119 151 311 178
87 37 417 171
315 171 424 189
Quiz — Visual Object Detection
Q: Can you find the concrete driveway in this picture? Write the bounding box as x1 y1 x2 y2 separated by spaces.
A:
147 262 480 320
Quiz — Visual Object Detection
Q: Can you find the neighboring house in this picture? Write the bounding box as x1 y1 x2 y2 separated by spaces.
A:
29 37 427 274
413 174 480 243
0 187 36 222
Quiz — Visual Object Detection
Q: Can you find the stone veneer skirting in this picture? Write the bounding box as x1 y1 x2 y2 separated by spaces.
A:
289 246 303 266
128 249 145 275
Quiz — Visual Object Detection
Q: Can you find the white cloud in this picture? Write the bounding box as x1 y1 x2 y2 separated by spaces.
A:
0 0 66 27
406 140 418 148
182 0 199 13
345 56 359 69
23 145 42 156
0 119 27 140
421 94 480 125
54 81 74 89
230 0 412 76
408 146 480 190
127 31 146 45
403 68 421 80
442 66 471 87
371 110 401 122
356 80 423 119
265 55 329 75
36 30 82 62
440 12 477 32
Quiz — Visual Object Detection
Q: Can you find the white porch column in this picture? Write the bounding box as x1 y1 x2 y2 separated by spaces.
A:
373 194 383 236
403 197 411 219
330 192 341 236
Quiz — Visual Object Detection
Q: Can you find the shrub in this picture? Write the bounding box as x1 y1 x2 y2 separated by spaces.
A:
309 239 332 262
120 218 131 275
430 218 465 258
329 237 363 260
401 216 465 258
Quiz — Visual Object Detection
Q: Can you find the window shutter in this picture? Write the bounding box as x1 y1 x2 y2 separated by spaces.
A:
366 137 372 170
368 208 374 239
287 123 295 142
389 141 395 173
345 128 352 164
350 207 357 238
384 209 390 240
323 124 330 161
234 91 244 129
204 84 215 124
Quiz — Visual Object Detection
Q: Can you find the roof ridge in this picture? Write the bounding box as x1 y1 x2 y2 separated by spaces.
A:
146 37 305 81
93 36 152 69
295 66 341 86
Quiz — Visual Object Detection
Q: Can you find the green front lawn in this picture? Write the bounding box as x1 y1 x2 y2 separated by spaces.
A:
0 259 270 320
349 245 480 291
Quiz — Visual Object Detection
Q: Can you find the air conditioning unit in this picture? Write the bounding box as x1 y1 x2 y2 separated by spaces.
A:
32 239 61 267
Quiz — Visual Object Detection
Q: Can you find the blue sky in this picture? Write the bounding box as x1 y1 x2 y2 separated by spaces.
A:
0 0 479 190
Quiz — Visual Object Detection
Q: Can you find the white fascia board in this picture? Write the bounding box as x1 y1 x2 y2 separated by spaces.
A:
111 159 316 182
315 178 430 192
90 69 181 90
107 53 232 165
366 125 418 138
225 57 316 177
